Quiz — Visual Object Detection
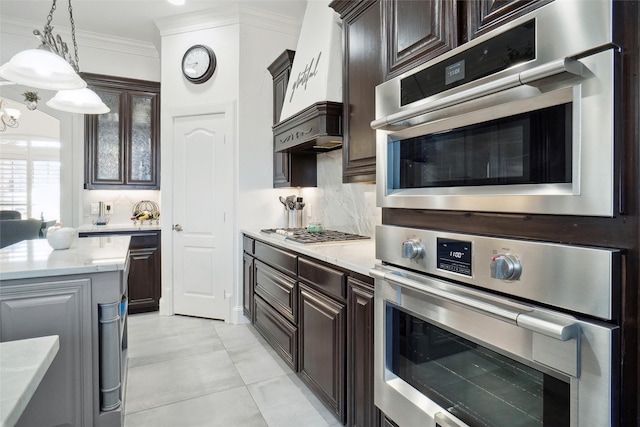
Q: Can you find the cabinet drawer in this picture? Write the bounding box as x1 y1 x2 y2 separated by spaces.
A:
243 235 255 254
255 241 297 276
129 232 160 249
298 257 346 301
254 295 298 371
255 260 297 323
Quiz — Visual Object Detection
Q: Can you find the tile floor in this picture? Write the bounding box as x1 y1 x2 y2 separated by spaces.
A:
123 312 342 427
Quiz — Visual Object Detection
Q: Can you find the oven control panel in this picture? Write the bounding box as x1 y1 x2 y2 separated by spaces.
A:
376 224 619 320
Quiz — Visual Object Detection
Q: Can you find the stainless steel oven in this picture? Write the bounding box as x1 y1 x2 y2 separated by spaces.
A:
373 0 618 216
372 225 620 427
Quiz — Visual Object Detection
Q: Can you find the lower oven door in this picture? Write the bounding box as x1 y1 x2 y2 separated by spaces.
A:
372 265 619 427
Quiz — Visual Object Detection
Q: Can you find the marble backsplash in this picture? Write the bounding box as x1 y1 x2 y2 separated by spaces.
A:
82 190 160 225
299 149 380 237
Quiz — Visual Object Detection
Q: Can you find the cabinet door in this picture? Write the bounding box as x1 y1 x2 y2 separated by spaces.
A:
84 73 160 189
347 277 375 427
128 238 161 314
243 252 254 320
342 0 383 183
0 279 93 427
298 283 346 423
465 0 552 41
385 0 458 79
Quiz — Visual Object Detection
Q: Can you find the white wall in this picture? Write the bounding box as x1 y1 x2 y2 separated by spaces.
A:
157 5 301 322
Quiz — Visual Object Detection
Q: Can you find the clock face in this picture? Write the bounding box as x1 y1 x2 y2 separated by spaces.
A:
182 45 216 84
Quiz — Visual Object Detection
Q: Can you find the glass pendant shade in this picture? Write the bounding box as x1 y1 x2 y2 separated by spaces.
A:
0 47 86 91
46 88 110 114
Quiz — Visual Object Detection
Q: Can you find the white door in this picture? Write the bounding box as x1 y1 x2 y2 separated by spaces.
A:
172 113 233 319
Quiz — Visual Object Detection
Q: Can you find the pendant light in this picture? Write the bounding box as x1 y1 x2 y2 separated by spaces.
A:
47 88 109 114
0 0 108 114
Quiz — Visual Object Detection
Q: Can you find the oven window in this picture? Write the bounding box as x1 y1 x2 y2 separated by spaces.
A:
391 104 571 189
388 307 570 427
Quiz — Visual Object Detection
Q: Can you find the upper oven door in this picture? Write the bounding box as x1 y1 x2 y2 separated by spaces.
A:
373 1 617 217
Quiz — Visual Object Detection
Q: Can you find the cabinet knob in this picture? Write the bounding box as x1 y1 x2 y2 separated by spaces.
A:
173 224 183 232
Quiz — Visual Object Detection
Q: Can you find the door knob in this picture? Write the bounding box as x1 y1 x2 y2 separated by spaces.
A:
173 224 183 232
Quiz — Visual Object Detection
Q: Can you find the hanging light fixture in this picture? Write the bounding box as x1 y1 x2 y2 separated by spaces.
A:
0 0 108 114
47 88 109 114
0 99 21 132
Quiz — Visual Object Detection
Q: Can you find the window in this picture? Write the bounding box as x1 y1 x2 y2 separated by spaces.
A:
0 136 60 220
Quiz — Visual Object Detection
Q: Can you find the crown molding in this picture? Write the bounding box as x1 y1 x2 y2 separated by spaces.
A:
1 17 159 59
155 4 301 38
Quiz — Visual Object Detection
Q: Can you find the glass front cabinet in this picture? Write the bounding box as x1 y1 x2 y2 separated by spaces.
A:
83 73 160 189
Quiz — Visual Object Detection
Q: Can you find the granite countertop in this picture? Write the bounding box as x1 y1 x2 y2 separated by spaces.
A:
76 222 161 233
242 229 378 277
0 236 131 281
0 335 59 427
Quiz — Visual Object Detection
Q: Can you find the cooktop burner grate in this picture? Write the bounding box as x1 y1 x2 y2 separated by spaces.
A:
260 228 370 244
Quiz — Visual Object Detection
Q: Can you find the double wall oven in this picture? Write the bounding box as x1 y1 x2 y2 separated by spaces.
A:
371 1 621 426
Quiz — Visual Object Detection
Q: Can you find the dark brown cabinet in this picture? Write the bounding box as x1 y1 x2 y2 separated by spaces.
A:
384 0 458 79
464 0 552 42
299 282 346 423
243 234 375 426
347 276 375 427
79 230 161 313
83 73 160 189
330 0 383 184
268 50 317 188
252 240 299 371
243 236 255 320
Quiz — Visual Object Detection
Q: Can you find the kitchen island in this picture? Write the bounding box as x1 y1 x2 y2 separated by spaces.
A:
0 236 130 427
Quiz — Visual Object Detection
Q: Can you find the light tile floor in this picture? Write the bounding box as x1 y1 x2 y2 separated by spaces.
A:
123 312 342 427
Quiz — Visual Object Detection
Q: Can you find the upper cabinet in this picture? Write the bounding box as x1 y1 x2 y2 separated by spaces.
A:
330 0 384 184
268 50 317 188
464 0 553 42
384 0 458 79
83 73 160 190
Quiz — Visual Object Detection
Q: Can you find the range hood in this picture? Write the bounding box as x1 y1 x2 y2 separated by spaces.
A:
273 0 343 153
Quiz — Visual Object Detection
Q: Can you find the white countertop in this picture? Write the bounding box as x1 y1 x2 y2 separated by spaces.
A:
242 229 378 277
0 335 59 427
0 236 131 281
76 222 161 233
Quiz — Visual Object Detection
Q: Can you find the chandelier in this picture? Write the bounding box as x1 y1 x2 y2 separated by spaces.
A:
0 99 21 132
0 0 109 114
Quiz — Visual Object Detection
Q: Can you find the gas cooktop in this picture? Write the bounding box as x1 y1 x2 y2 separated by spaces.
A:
260 228 370 244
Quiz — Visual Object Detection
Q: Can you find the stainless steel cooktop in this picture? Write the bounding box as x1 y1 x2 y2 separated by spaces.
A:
260 228 370 244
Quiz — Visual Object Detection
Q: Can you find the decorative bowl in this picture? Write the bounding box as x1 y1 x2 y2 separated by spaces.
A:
47 225 77 250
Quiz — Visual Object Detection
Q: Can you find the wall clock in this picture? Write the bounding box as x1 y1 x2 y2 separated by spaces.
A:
181 45 216 84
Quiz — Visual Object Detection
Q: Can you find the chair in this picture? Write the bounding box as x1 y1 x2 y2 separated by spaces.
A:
0 210 22 220
0 219 43 248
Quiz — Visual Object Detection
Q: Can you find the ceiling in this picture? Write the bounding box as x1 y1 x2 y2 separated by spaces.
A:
0 0 308 47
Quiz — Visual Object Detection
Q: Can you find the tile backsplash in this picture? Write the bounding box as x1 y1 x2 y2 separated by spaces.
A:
82 190 160 225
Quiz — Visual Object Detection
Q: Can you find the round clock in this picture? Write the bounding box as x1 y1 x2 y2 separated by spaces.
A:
181 45 216 84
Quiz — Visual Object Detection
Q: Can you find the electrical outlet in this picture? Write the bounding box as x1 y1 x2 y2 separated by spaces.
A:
90 203 99 215
105 203 113 214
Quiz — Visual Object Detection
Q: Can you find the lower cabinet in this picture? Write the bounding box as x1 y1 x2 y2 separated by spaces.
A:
243 252 254 320
347 277 376 427
79 230 161 313
243 235 376 427
0 279 93 427
299 282 346 422
254 295 298 370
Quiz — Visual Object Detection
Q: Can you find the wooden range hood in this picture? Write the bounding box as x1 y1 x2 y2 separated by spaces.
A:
273 101 343 153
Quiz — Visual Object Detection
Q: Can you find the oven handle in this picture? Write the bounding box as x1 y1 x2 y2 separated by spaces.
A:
370 57 584 130
373 269 580 342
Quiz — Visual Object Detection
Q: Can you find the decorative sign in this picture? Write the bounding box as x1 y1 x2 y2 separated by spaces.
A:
288 52 322 103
